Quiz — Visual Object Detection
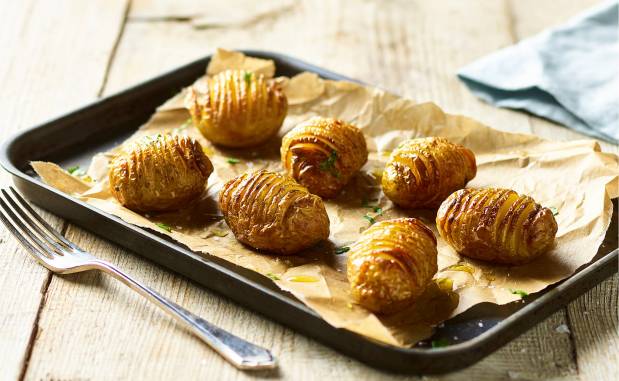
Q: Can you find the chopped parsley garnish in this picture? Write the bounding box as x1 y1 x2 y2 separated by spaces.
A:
510 289 529 298
67 165 86 176
266 273 280 280
363 214 376 225
226 158 241 164
319 150 341 178
244 71 253 85
335 246 350 255
155 222 172 233
431 339 449 348
320 150 337 170
362 199 382 215
549 206 559 216
361 200 382 225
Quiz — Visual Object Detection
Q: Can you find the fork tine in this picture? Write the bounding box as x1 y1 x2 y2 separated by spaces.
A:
0 193 59 260
0 201 48 260
2 188 70 253
8 187 78 251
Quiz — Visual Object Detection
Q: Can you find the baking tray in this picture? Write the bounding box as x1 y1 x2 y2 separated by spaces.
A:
1 51 617 374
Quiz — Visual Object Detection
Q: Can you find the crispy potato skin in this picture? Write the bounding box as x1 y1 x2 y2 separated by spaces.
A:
281 117 368 198
109 134 213 212
436 188 558 265
347 218 438 314
219 170 330 255
382 137 476 209
185 70 287 148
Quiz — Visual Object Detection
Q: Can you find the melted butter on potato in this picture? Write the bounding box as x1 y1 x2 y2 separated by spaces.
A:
219 170 330 255
109 134 213 213
436 188 558 265
185 70 287 148
281 117 368 198
347 218 438 314
382 137 476 209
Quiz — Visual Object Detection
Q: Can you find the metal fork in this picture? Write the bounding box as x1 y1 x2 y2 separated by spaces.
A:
0 187 276 370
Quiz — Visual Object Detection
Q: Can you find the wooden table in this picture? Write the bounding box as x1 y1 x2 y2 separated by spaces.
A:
1 1 617 380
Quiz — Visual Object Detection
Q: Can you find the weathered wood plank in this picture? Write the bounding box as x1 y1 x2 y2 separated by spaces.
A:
568 275 619 380
19 0 616 380
509 3 619 380
0 1 129 380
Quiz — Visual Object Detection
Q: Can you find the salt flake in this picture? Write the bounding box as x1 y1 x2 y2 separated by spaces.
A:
555 324 570 334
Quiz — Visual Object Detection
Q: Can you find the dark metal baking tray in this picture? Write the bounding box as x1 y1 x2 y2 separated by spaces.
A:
1 51 617 374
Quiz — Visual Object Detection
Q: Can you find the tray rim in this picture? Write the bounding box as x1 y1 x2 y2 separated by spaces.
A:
1 49 617 374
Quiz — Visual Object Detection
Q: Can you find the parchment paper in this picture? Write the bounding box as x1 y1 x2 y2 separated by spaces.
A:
32 49 618 347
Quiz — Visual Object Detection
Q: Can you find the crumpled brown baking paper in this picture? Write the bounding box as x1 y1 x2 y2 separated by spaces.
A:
32 49 618 347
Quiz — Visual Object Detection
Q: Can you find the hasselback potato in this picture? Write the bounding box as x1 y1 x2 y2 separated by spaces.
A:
281 117 368 198
347 218 438 314
436 188 558 265
219 170 330 255
109 134 213 212
185 70 287 148
382 137 476 209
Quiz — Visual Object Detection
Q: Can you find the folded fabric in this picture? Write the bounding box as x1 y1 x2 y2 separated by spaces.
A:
458 1 619 143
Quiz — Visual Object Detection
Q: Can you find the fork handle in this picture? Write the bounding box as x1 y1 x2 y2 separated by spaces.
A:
93 260 276 370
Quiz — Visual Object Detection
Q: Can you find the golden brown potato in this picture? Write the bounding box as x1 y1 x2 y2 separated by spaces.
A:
281 117 368 198
382 137 476 209
347 218 438 314
185 70 287 148
219 170 330 254
436 188 558 265
109 134 213 212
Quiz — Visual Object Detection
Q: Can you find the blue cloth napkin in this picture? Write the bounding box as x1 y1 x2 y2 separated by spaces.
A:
458 1 619 143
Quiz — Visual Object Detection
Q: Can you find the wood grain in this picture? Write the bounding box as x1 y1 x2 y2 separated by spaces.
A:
0 1 129 380
508 2 619 379
1 0 616 380
568 275 619 380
